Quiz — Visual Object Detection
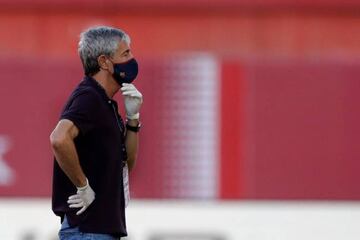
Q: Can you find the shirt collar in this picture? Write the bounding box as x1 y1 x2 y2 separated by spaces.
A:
83 76 114 103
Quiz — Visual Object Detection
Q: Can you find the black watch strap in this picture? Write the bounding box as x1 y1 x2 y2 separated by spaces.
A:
126 122 141 133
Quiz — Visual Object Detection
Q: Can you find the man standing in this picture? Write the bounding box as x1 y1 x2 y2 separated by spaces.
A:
50 26 143 240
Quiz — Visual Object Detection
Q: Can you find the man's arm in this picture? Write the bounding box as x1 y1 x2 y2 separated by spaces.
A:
125 119 139 171
121 83 143 172
50 119 87 187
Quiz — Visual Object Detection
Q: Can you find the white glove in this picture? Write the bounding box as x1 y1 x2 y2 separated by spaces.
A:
67 178 95 215
121 83 143 120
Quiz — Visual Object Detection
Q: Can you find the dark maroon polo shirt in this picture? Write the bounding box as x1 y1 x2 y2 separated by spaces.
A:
52 76 127 237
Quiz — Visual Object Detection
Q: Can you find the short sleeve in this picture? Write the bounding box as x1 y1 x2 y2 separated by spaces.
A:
61 90 101 135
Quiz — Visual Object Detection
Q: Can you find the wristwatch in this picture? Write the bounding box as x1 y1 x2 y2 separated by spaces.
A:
126 122 141 133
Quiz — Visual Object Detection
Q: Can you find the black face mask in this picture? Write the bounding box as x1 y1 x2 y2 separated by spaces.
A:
112 58 138 85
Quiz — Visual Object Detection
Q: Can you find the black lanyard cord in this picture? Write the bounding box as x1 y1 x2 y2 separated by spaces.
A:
111 104 124 134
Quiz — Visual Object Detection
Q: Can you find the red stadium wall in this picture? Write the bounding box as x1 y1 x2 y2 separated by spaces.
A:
1 12 360 59
0 1 359 199
219 59 360 200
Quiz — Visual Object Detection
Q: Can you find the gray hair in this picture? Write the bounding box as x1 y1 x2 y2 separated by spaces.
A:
78 26 131 76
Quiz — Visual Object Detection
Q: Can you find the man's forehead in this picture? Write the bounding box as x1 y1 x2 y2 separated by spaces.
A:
116 40 130 54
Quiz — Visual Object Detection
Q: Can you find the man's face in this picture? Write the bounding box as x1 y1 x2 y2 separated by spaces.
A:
106 40 138 85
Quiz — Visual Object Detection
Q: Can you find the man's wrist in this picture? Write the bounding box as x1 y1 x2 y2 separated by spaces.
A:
126 112 139 120
126 119 141 133
77 178 89 190
127 119 139 127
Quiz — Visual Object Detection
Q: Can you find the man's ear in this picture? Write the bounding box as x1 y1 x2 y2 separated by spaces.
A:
98 55 110 70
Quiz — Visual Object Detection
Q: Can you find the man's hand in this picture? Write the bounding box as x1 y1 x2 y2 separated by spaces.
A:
67 178 95 215
121 83 143 120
